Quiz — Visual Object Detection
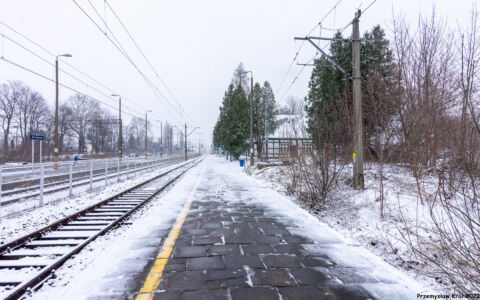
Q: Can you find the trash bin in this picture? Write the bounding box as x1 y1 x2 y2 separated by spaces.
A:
239 159 244 167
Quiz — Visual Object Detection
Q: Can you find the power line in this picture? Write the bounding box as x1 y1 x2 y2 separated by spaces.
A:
275 0 345 98
278 52 319 104
277 0 371 104
74 0 185 126
105 0 196 127
318 0 345 27
85 0 131 58
319 22 351 32
0 20 148 117
3 33 147 117
0 56 140 119
362 0 378 15
274 42 306 96
72 0 190 127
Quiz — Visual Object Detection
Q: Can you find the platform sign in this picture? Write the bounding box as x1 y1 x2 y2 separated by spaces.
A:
29 135 44 140
30 135 44 165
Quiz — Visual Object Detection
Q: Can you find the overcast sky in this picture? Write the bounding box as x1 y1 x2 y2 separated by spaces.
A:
0 0 477 146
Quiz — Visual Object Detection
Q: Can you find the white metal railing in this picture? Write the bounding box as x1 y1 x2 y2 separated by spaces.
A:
1 155 176 182
0 153 200 214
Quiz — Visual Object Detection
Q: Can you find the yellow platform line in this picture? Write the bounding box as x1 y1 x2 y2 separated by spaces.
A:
136 165 205 300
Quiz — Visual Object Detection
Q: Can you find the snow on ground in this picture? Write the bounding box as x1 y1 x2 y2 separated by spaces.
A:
0 159 191 246
31 158 206 299
247 159 452 293
216 157 431 298
0 156 184 215
32 156 429 299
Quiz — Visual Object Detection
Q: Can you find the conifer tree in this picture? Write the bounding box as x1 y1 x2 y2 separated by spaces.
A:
305 25 394 151
213 64 277 159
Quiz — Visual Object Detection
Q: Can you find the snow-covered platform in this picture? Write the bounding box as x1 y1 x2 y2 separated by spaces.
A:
33 156 428 299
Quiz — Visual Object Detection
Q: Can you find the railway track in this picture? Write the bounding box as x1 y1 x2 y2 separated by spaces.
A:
0 158 202 300
1 156 184 207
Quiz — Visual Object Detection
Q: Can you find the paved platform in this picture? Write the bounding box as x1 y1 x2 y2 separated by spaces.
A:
47 157 424 299
129 157 423 300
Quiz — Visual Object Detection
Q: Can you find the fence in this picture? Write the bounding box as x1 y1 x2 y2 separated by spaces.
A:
0 153 199 215
252 137 313 160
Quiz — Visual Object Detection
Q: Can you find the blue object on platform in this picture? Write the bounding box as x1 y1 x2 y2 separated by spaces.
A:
74 156 79 161
239 160 244 167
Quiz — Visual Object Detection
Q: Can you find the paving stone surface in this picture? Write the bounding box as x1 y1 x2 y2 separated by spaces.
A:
141 162 382 300
111 158 419 300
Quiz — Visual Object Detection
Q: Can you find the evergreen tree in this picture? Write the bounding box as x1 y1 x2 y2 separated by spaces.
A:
213 84 234 149
252 81 278 155
213 64 277 159
305 25 394 152
224 86 250 158
213 83 250 158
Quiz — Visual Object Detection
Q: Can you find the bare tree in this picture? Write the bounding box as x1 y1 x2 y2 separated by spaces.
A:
392 10 456 205
0 81 22 153
57 103 73 154
16 86 50 157
68 94 99 153
391 7 480 292
126 117 146 155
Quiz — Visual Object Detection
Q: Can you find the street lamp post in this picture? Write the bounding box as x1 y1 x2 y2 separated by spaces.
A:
241 70 254 166
145 110 152 158
111 94 122 159
54 53 72 164
155 120 163 157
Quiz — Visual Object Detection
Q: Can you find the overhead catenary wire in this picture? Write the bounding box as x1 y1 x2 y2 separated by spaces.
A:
277 0 379 104
73 0 182 119
86 0 131 59
0 56 140 119
0 33 146 118
73 0 184 126
0 20 121 100
277 24 352 105
0 20 149 117
105 0 197 127
278 52 319 104
362 0 378 15
275 0 345 98
72 0 190 127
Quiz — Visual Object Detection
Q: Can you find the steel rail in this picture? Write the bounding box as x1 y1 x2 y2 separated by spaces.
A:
0 157 203 300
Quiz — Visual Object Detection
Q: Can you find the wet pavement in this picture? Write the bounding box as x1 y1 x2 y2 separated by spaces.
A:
57 157 421 300
128 158 420 300
150 199 375 300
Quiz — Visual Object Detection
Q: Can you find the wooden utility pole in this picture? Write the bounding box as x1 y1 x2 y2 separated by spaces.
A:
293 11 364 189
352 10 364 189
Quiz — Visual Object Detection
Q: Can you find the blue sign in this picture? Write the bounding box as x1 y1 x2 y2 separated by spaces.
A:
218 143 223 148
30 135 44 140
